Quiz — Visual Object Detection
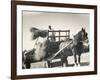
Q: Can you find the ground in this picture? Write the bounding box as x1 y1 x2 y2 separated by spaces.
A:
30 52 89 68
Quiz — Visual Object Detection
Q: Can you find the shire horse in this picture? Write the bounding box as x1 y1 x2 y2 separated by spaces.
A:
23 27 61 68
30 27 61 59
23 27 48 68
59 28 88 66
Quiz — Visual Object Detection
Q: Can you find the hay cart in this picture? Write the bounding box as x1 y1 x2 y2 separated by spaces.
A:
47 30 72 68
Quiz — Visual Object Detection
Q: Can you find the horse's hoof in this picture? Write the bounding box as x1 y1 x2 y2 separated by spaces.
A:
78 64 80 67
74 64 77 67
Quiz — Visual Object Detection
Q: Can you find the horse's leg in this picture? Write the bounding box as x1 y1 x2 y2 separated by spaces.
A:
74 54 78 66
47 60 51 68
24 55 31 69
61 56 68 67
61 57 66 67
25 62 31 69
78 54 81 66
61 57 64 67
60 51 64 67
22 61 26 69
65 57 68 67
72 49 78 66
61 60 63 67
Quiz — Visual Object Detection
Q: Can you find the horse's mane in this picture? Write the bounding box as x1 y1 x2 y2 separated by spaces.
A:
30 27 39 32
30 27 48 40
74 30 81 38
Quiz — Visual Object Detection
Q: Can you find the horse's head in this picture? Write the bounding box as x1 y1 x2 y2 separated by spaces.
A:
30 27 48 40
30 27 40 40
73 28 88 45
81 28 88 42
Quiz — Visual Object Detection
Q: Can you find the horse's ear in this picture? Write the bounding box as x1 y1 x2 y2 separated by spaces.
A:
82 27 85 32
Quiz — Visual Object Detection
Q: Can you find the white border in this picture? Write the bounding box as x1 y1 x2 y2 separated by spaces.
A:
17 5 94 75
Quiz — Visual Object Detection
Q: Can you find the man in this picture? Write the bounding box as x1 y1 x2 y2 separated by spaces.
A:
49 25 56 42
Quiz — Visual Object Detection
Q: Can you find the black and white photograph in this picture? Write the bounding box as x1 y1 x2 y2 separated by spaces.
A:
22 11 90 69
11 1 97 79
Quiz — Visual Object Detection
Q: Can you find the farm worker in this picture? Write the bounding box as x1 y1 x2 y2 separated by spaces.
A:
48 25 56 42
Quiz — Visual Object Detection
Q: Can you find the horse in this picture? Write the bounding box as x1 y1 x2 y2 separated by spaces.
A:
22 50 27 69
30 27 62 59
23 27 61 68
59 28 89 66
22 37 49 69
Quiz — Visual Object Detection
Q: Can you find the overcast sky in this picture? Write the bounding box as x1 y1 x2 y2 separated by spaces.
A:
22 11 89 50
